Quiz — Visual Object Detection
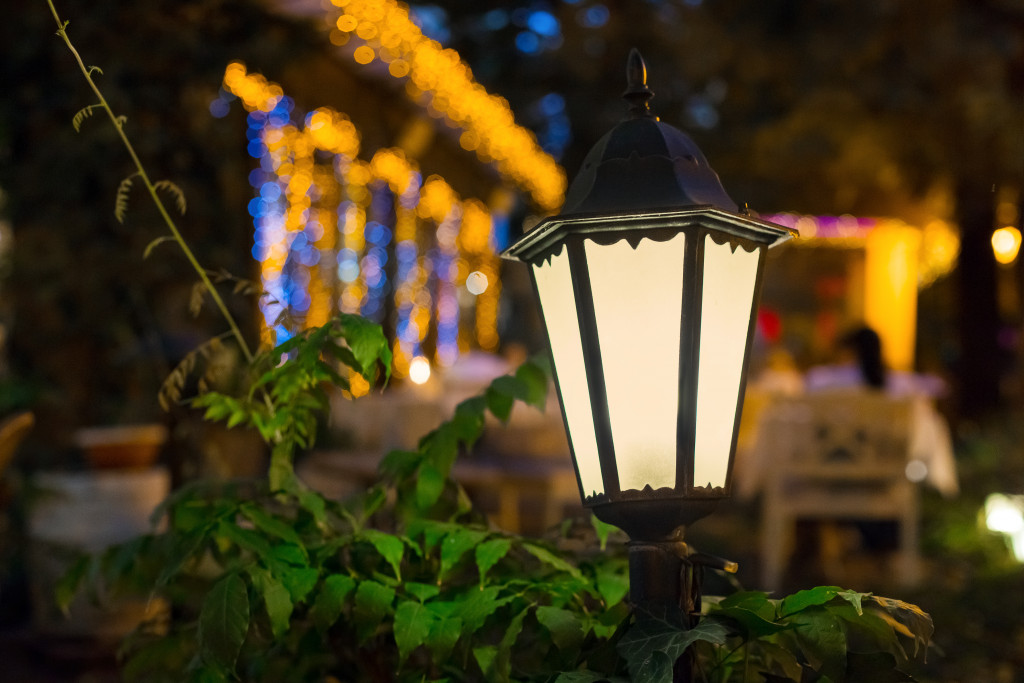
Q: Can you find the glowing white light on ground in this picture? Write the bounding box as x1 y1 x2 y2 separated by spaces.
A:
409 356 432 385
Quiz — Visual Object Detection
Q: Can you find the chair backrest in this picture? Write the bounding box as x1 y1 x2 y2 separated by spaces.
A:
764 391 913 483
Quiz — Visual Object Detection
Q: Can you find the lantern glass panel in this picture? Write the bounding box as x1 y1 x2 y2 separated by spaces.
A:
693 235 760 488
532 246 605 497
585 234 687 491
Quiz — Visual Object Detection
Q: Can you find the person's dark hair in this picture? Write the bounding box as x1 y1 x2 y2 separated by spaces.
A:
841 326 886 389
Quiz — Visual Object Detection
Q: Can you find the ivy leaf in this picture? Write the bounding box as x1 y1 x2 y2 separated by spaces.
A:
310 574 356 633
617 616 728 683
361 529 405 581
198 573 250 673
536 606 585 652
394 599 434 665
475 538 512 584
555 673 630 683
353 580 396 642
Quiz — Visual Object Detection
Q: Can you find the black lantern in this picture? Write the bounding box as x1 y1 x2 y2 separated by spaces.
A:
503 51 794 545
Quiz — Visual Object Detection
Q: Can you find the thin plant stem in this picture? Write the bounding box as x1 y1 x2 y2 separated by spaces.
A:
47 0 255 366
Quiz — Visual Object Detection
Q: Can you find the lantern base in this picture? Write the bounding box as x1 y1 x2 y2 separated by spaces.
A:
588 495 720 542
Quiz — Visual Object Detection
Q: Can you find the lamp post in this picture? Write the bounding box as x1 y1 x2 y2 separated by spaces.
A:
502 50 795 680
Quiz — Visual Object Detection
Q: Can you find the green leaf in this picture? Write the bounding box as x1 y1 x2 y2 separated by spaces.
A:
310 574 356 632
524 541 582 579
338 314 392 380
423 425 460 477
54 554 90 613
216 519 272 557
536 606 585 652
440 528 488 579
278 565 320 604
405 582 441 603
361 529 405 581
451 587 512 634
248 566 293 639
786 606 847 679
866 595 933 658
240 503 302 548
198 573 250 672
617 616 728 683
714 604 787 638
591 515 618 551
380 449 421 481
415 461 446 510
514 359 549 410
485 385 515 422
394 599 434 665
425 616 463 664
475 538 512 584
780 585 844 617
353 580 396 641
473 646 498 677
595 563 629 607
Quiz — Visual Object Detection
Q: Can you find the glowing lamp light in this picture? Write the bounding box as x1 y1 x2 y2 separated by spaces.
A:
991 226 1022 265
408 356 432 385
503 51 794 544
984 493 1024 563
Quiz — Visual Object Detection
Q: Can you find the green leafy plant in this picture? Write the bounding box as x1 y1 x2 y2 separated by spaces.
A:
46 3 934 681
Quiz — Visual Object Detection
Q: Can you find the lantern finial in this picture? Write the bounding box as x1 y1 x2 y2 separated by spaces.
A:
623 48 655 119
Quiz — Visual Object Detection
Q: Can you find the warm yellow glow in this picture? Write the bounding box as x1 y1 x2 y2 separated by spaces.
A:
865 221 920 372
533 247 603 498
694 237 759 489
327 0 566 211
223 63 504 360
992 226 1022 265
408 356 432 385
586 235 686 492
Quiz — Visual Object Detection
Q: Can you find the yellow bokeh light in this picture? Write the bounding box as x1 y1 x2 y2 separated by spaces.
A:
992 226 1022 265
353 45 376 64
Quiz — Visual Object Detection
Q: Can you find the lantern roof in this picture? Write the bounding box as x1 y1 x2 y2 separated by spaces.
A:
562 49 739 216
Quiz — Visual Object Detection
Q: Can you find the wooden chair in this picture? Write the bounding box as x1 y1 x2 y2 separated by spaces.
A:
759 392 920 590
